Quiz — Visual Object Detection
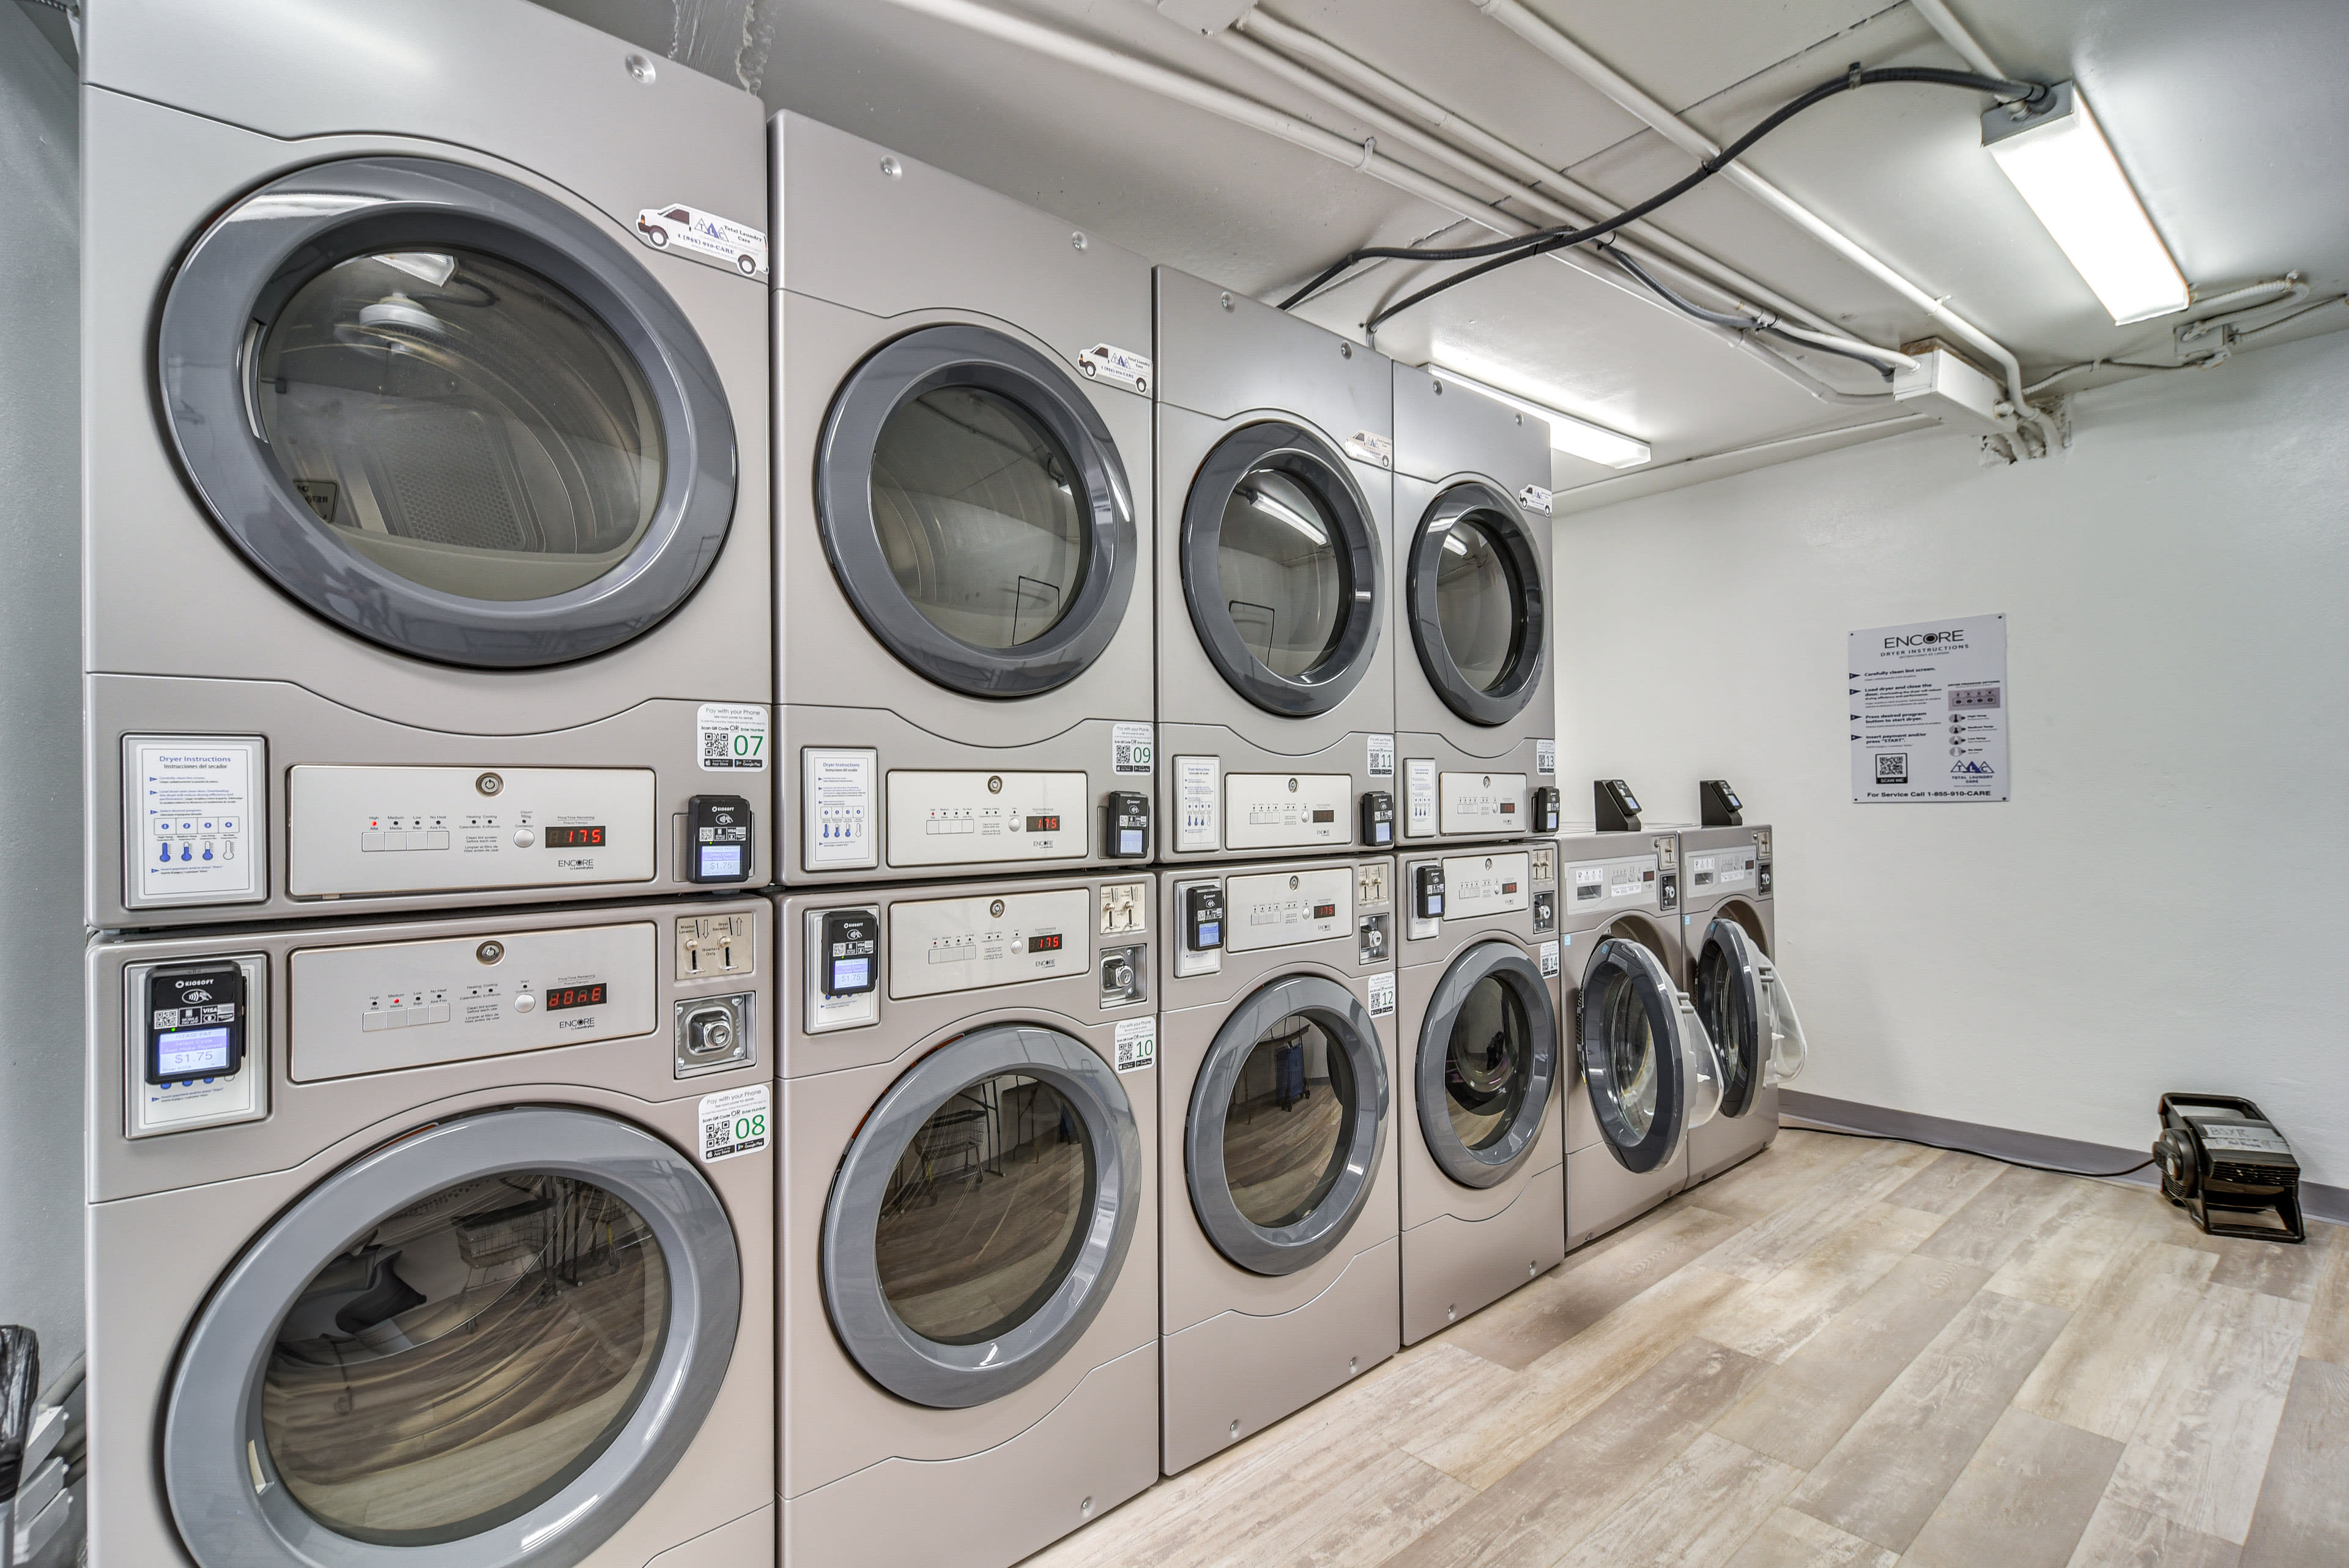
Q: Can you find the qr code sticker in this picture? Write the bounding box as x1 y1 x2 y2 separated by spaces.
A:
1876 753 1909 784
1112 721 1154 776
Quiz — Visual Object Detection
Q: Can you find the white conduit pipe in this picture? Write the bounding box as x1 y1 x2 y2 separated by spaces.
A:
861 0 1525 250
1469 0 2037 420
1908 0 2008 81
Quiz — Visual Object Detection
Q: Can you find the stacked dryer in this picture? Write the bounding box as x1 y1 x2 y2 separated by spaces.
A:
82 6 781 1567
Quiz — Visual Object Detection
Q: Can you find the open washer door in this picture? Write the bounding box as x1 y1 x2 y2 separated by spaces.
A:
1403 482 1546 726
822 1024 1141 1408
1416 942 1557 1187
1187 974 1390 1274
1578 938 1724 1175
162 1108 740 1568
1691 918 1809 1120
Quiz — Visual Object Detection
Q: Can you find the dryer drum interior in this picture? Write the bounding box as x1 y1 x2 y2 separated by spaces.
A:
161 1107 740 1567
1405 481 1546 726
1417 941 1557 1187
156 156 741 669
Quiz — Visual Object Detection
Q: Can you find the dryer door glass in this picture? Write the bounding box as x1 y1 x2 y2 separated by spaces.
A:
1406 485 1546 726
1693 917 1765 1119
1416 941 1557 1187
874 1072 1092 1345
1577 934 1691 1175
1445 974 1532 1150
1182 423 1383 717
156 157 740 669
818 324 1138 698
163 1109 740 1568
1222 1013 1357 1227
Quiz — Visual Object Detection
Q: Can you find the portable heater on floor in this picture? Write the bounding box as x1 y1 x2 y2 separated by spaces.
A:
2154 1093 2305 1243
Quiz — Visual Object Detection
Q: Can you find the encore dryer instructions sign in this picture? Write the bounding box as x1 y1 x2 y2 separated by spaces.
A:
1849 614 2008 803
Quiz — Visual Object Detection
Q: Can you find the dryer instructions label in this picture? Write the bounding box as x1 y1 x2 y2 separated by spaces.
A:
1367 972 1397 1017
1114 1016 1157 1073
1849 613 2008 803
130 738 263 906
804 750 875 868
699 1083 770 1162
1175 756 1220 851
1405 759 1437 838
697 704 768 771
1112 721 1154 775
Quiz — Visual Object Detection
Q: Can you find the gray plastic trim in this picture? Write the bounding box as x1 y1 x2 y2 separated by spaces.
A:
1180 422 1382 717
162 1108 740 1568
1405 481 1545 726
816 324 1138 697
1578 938 1689 1176
821 1024 1140 1408
1415 941 1557 1189
1693 918 1764 1120
155 157 739 669
1186 973 1389 1275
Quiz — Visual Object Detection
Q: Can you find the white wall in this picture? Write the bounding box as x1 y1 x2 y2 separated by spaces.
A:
1554 330 2349 1187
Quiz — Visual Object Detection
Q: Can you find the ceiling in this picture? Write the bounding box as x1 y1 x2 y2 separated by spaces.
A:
536 0 2349 502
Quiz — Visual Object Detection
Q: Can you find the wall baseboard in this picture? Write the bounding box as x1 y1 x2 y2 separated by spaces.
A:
1779 1091 2347 1228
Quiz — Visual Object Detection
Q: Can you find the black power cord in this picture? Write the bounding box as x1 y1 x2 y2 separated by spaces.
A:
1278 64 2049 335
1785 1121 2157 1181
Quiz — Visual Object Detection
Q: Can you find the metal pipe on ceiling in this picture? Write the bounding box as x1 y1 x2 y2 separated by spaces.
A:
1908 0 2009 81
1466 0 2038 423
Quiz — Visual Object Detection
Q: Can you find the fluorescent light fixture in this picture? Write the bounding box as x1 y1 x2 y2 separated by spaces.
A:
1425 362 1652 469
1984 81 2188 325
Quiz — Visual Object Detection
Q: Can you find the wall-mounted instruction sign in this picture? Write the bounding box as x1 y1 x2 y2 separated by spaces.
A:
1850 614 2008 803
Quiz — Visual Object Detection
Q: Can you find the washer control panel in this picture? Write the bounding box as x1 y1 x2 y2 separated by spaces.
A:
124 954 268 1137
886 770 1088 867
1437 771 1529 836
288 921 657 1081
1687 844 1759 898
1222 773 1354 851
1442 850 1533 919
1225 864 1353 955
288 765 656 897
1564 851 1663 919
886 886 1092 1000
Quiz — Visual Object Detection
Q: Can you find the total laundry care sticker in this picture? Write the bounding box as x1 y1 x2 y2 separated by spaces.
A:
697 704 768 771
1078 342 1152 393
1114 1016 1157 1073
698 1084 770 1162
1367 971 1397 1017
1113 721 1154 776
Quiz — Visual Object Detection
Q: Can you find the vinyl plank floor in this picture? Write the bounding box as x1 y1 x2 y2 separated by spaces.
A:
2300 1224 2349 1367
1701 1201 1945 1365
2063 1496 2243 1568
1909 1162 2079 1273
1719 1507 1897 1568
1551 1432 1801 1568
2234 1356 2349 1568
1983 1180 2150 1312
1687 1128 1873 1220
1696 1140 1942 1284
2010 1236 2219 1440
1898 1405 2122 1568
1880 1147 2006 1214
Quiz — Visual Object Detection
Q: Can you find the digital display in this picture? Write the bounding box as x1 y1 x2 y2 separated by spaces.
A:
1028 932 1064 953
1025 814 1061 833
831 957 870 992
1197 922 1220 946
155 1027 232 1079
544 825 606 848
544 983 608 1012
1313 903 1337 920
697 844 743 879
1310 809 1335 823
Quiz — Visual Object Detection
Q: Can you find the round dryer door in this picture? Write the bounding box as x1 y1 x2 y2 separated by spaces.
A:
822 1024 1141 1408
1693 916 1808 1116
1405 482 1546 725
816 324 1139 697
1416 942 1558 1187
156 158 740 669
1181 423 1383 716
1187 973 1389 1274
161 1108 740 1568
1578 936 1724 1175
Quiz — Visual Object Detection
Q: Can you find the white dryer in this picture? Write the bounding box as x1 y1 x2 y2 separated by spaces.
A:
1154 272 1398 866
773 113 1156 885
1393 366 1561 846
84 0 774 930
84 897 776 1568
1560 830 1723 1251
1157 854 1398 1473
1396 841 1565 1344
775 872 1159 1568
1679 813 1808 1186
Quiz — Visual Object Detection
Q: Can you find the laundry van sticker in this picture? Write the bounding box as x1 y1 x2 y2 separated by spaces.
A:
636 203 770 279
1078 342 1151 393
1849 613 2009 804
699 1083 770 1162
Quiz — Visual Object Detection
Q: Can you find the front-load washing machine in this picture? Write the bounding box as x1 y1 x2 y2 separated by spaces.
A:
84 0 775 931
1679 821 1808 1186
1158 853 1398 1473
773 113 1156 885
775 872 1159 1567
1560 830 1724 1251
85 896 776 1568
1396 841 1565 1344
1154 270 1398 867
1392 366 1560 845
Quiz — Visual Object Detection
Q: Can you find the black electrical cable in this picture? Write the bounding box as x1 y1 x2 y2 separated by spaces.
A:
1277 64 2049 331
1599 242 1898 381
1786 1121 2158 1181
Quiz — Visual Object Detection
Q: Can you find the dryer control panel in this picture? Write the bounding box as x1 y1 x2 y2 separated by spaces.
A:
1441 850 1532 918
1220 773 1353 851
1226 864 1353 954
1436 771 1529 836
886 887 1093 1000
287 765 656 898
886 770 1088 868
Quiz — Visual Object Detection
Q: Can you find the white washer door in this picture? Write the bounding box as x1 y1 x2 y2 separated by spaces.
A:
163 1108 738 1568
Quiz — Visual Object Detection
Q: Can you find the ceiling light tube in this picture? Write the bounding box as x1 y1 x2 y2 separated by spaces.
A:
1428 363 1652 469
1983 81 2188 325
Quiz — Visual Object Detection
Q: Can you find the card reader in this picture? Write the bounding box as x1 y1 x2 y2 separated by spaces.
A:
1531 786 1560 834
1413 863 1445 921
1183 883 1225 953
146 960 247 1084
1699 779 1743 828
685 794 754 883
1104 791 1151 859
1359 790 1395 847
818 909 878 997
1594 779 1642 832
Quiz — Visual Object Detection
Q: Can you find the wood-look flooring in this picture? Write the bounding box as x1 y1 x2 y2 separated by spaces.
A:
1027 1129 2349 1568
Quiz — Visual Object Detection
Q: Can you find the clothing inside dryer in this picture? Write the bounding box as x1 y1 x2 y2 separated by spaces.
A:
1445 972 1534 1149
869 386 1088 650
1218 470 1349 678
874 1072 1093 1345
1222 1012 1354 1227
1431 516 1523 692
255 248 665 602
262 1172 666 1545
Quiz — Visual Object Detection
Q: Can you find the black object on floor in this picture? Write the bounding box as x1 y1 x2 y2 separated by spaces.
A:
2155 1093 2306 1243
